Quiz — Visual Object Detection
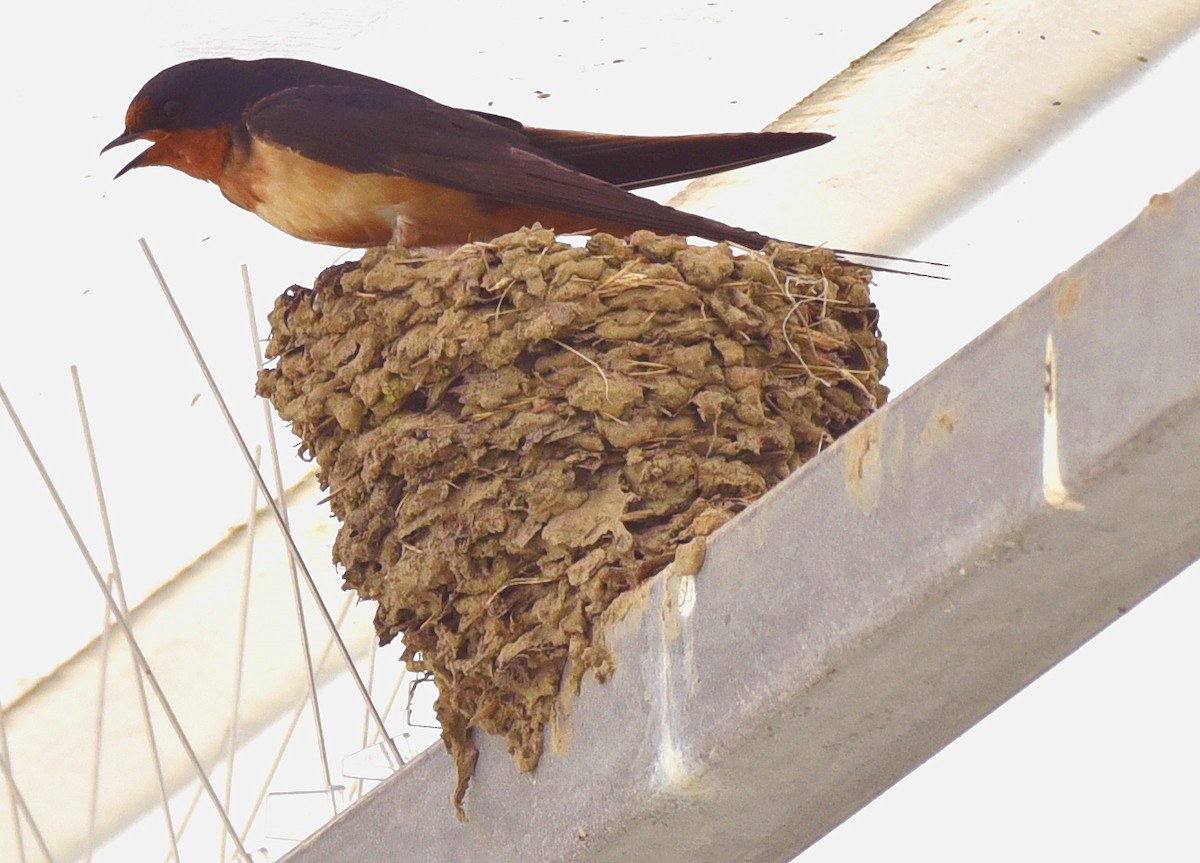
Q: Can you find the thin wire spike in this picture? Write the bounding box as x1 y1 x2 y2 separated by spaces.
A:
0 762 48 863
222 446 261 863
0 699 56 862
239 594 356 840
71 366 182 862
348 639 380 802
0 381 253 863
348 665 425 803
242 264 338 796
161 783 205 863
85 571 113 863
138 239 398 766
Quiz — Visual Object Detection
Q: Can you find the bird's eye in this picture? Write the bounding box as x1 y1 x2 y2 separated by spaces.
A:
162 100 183 121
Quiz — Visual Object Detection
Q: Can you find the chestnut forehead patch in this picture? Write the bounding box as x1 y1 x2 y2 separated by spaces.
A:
124 96 151 132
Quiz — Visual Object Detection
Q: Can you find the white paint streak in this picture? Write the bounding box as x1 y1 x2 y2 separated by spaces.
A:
1042 334 1086 511
656 576 699 790
677 575 697 619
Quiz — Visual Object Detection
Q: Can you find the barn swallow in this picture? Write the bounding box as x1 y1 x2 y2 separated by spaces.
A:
103 57 921 267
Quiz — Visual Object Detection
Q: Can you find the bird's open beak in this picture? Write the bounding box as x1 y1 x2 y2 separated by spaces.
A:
101 131 152 179
101 131 139 154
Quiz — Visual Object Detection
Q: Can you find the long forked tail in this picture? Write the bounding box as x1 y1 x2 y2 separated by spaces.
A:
690 219 946 279
798 244 947 279
522 127 947 276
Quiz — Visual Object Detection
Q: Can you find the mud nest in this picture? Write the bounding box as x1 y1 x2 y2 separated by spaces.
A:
256 227 887 815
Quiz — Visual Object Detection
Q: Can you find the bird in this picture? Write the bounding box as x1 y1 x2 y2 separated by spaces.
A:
103 57 921 267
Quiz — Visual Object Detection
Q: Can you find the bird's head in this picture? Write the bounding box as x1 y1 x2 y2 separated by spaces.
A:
102 57 383 180
102 58 266 179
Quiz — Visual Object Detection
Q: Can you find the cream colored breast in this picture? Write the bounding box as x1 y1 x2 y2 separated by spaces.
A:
220 139 415 246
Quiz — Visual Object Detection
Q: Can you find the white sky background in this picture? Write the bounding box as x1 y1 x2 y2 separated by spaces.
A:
0 1 1196 860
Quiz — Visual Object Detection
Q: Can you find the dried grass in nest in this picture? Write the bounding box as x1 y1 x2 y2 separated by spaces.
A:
256 226 887 817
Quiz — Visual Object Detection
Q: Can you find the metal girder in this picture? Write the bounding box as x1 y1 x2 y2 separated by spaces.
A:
279 166 1200 863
